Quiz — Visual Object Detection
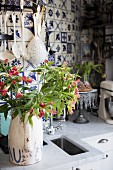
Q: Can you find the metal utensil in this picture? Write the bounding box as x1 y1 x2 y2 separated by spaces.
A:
20 12 30 60
12 12 21 58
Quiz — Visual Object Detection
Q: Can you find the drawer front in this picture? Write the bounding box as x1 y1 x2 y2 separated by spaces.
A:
87 136 113 152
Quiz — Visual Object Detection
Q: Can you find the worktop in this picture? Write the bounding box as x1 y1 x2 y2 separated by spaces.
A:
1 112 113 170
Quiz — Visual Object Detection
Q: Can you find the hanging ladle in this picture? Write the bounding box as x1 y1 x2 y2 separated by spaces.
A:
12 12 21 59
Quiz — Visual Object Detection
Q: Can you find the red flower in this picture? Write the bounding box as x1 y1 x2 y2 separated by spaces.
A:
13 71 19 76
4 59 8 64
40 102 46 108
16 92 23 98
0 81 4 87
49 102 53 105
44 60 48 63
49 109 57 115
12 80 16 84
12 66 17 71
75 88 79 94
2 89 8 96
27 78 33 83
9 70 18 76
68 85 71 89
30 108 34 114
39 109 45 117
22 76 27 82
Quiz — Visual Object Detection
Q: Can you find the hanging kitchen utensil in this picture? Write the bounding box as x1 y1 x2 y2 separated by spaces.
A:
20 12 30 60
0 12 15 62
27 6 48 66
12 12 21 59
0 12 4 52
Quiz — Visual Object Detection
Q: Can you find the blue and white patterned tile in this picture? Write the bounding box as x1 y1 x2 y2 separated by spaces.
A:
55 32 61 43
67 33 72 43
9 58 24 67
47 19 55 31
24 60 36 71
24 70 37 85
62 54 67 62
47 7 55 19
61 10 67 20
24 13 33 27
71 53 76 62
61 21 67 32
47 0 55 7
67 43 72 54
71 1 76 12
7 12 21 27
24 0 33 6
54 20 62 31
61 43 67 54
67 0 71 11
54 0 61 8
55 9 62 20
60 0 67 10
67 22 72 32
5 0 20 5
61 32 67 43
55 54 64 66
8 27 21 42
66 11 72 22
52 43 62 54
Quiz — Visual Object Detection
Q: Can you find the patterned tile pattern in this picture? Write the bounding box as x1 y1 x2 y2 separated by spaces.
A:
0 0 81 90
46 0 81 66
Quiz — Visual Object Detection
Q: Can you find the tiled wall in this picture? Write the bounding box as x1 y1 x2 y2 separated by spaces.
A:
46 0 81 66
0 0 82 89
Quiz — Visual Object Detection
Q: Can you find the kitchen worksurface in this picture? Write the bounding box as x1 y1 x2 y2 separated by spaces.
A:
1 112 113 170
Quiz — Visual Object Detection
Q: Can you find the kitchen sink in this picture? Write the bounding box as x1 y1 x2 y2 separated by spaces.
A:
51 137 87 156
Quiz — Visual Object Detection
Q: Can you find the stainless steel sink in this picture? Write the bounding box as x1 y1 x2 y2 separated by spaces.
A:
51 137 87 156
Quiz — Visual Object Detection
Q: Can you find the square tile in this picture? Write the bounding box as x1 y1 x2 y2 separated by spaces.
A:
47 0 55 7
54 20 62 31
9 58 24 67
55 32 61 42
24 13 33 27
7 12 21 27
55 9 62 20
61 10 67 20
61 43 67 53
54 0 61 8
47 7 55 19
67 43 72 53
55 54 64 66
8 27 21 42
61 21 67 32
60 0 67 10
61 32 67 43
67 0 71 11
47 19 55 31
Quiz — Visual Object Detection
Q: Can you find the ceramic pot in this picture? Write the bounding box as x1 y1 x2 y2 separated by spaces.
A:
8 113 43 165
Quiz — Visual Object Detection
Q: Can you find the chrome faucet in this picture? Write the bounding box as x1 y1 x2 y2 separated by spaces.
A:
45 114 63 135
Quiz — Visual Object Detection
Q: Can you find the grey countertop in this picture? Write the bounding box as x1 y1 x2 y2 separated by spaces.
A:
1 112 113 170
